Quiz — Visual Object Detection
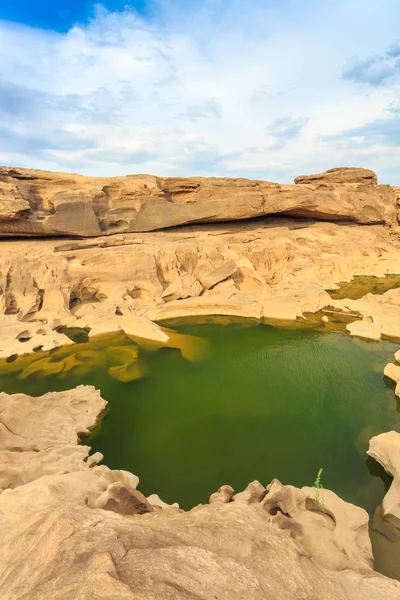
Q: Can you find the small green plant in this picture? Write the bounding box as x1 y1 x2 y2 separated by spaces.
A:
313 467 325 513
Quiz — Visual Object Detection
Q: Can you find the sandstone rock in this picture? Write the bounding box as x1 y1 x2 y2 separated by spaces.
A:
300 485 373 572
2 484 399 600
0 219 400 359
0 386 400 599
0 183 31 220
149 293 263 322
262 479 306 517
0 166 397 237
368 431 400 530
199 260 238 289
119 313 170 344
46 199 102 236
209 484 234 504
147 493 180 510
346 316 382 341
232 480 266 504
370 505 400 581
92 481 154 516
161 273 203 302
0 386 106 490
384 363 400 393
0 315 74 360
295 167 378 185
344 290 400 342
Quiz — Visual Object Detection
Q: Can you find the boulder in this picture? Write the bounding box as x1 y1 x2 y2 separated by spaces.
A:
161 273 203 302
199 260 238 289
119 313 170 344
385 363 400 383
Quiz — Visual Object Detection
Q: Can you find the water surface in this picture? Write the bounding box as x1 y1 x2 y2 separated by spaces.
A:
0 321 398 514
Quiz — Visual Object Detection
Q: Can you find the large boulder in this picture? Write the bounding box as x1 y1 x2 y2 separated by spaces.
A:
0 166 397 237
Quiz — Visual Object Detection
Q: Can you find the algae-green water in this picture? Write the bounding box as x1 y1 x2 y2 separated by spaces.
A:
0 321 399 514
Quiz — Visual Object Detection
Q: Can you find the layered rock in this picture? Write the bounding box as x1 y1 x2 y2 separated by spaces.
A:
0 166 397 237
368 431 400 530
1 218 400 358
1 385 399 599
368 430 400 582
294 166 378 185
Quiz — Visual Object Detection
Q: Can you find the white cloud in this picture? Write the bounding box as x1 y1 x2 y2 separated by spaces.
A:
0 0 400 183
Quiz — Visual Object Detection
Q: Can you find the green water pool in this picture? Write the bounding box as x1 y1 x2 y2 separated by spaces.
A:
0 321 399 514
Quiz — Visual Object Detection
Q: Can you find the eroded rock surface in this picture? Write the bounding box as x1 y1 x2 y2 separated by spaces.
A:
294 166 378 185
1 386 400 599
0 166 398 237
1 165 400 597
368 431 400 529
1 218 400 358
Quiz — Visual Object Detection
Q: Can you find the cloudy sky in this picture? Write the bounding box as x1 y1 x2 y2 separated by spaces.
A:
1 0 400 183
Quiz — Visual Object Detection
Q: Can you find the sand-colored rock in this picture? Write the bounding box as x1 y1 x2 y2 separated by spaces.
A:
119 313 170 344
161 272 203 301
1 386 399 600
0 386 106 490
0 166 397 237
0 218 400 358
346 316 382 341
1 165 400 597
368 431 400 530
370 506 400 582
384 363 400 386
0 182 31 220
0 315 74 360
198 259 238 289
295 167 378 185
344 289 400 342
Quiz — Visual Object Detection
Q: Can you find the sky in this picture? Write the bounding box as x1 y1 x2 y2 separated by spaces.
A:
1 0 400 183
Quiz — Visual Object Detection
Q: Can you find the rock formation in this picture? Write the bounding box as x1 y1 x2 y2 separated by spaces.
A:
368 430 400 582
1 164 400 597
1 213 400 358
368 431 400 529
384 360 400 398
1 385 400 599
0 166 398 237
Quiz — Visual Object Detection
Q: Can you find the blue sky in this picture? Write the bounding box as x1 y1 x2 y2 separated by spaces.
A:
1 0 400 182
0 0 149 31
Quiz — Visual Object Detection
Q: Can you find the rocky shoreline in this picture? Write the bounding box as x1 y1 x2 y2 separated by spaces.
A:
0 384 399 599
1 166 400 598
